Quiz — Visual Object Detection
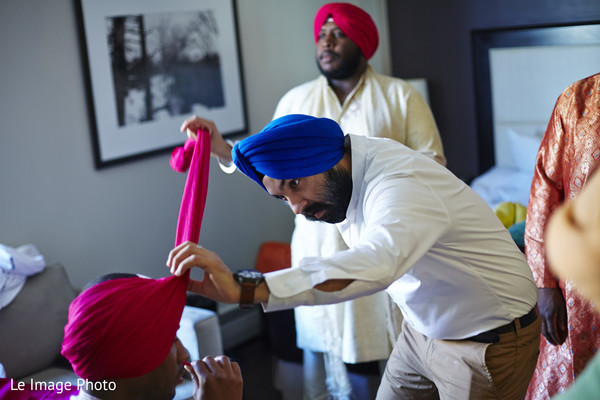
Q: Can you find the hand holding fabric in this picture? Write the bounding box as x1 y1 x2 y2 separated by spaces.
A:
167 241 240 304
538 287 568 345
180 115 232 164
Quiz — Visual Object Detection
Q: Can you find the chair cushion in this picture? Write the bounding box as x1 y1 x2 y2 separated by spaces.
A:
0 263 76 378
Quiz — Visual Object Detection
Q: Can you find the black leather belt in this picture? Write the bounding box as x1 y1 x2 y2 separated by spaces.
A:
466 307 538 344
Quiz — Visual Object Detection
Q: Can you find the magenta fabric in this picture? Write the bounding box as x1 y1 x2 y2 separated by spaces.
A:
61 275 187 381
0 378 77 399
170 130 211 246
313 2 379 60
58 130 211 383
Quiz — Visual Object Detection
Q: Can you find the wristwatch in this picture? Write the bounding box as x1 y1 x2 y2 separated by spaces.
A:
233 269 265 309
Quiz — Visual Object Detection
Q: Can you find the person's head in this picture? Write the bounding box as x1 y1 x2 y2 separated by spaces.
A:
546 170 600 312
62 273 190 400
232 114 352 224
313 3 378 80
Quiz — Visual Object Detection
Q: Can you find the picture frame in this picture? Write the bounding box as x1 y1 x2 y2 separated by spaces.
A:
76 0 247 168
471 21 600 174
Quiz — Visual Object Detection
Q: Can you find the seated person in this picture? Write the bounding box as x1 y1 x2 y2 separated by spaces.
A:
0 273 242 400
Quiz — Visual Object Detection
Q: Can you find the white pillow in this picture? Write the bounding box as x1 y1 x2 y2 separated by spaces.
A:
507 128 542 176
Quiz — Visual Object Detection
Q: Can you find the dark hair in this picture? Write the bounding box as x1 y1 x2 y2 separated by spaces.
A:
81 272 138 292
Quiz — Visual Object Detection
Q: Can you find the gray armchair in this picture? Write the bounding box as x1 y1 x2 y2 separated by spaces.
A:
0 263 222 400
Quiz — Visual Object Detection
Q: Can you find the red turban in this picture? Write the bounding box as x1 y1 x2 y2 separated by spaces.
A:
313 2 379 60
61 131 211 381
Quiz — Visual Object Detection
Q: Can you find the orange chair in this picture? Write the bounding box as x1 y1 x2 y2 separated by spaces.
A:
255 241 291 273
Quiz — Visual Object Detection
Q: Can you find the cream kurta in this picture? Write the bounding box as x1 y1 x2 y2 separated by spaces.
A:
273 66 445 363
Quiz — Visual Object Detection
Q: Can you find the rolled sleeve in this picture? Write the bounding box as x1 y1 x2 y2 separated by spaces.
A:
264 265 324 298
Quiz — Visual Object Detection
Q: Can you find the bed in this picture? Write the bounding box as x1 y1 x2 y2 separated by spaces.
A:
470 125 544 210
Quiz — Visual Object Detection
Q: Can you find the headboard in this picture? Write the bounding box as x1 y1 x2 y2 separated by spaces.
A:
471 22 600 176
469 22 600 208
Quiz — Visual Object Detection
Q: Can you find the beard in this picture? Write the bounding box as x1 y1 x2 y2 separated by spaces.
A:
316 47 362 80
302 166 353 224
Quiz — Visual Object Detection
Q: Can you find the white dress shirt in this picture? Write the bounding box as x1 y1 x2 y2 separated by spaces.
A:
273 65 445 362
264 134 538 340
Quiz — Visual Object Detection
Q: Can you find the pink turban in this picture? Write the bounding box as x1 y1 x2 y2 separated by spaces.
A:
313 2 379 60
61 131 210 381
61 276 188 380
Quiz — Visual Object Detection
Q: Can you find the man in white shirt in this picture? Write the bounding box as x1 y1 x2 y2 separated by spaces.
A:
168 114 541 400
183 3 444 397
276 5 445 397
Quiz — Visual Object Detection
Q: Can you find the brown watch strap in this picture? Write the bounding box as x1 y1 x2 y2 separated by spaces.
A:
239 281 256 309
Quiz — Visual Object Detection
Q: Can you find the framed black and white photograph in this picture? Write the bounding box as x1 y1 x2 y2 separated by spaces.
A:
76 0 247 168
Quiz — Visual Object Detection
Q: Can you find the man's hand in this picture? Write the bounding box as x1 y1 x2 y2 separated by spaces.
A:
538 287 568 345
180 116 233 164
186 356 243 400
167 241 240 304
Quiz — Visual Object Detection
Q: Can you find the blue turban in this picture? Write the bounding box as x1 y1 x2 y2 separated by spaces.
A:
232 114 345 190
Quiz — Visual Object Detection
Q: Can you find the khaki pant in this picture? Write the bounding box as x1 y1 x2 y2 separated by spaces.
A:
376 312 541 400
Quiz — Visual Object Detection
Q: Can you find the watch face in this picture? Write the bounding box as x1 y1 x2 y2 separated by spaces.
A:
237 269 263 279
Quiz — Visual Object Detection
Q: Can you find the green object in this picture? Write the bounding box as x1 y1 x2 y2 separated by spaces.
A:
553 354 600 399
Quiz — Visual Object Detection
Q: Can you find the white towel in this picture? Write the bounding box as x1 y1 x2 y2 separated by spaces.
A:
0 243 45 309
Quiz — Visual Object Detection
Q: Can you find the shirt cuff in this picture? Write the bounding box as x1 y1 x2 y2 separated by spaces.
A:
264 266 326 298
218 160 236 174
218 139 237 174
262 291 311 312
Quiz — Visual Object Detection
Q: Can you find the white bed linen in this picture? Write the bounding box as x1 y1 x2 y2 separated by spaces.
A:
470 165 533 209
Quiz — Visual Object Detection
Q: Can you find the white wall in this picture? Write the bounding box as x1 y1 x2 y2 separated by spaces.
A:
490 44 600 168
0 0 390 288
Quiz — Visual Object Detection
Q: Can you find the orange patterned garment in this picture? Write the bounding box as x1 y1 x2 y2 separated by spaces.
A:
525 72 600 399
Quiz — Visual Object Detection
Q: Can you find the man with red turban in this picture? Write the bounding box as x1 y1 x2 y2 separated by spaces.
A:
180 3 445 398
